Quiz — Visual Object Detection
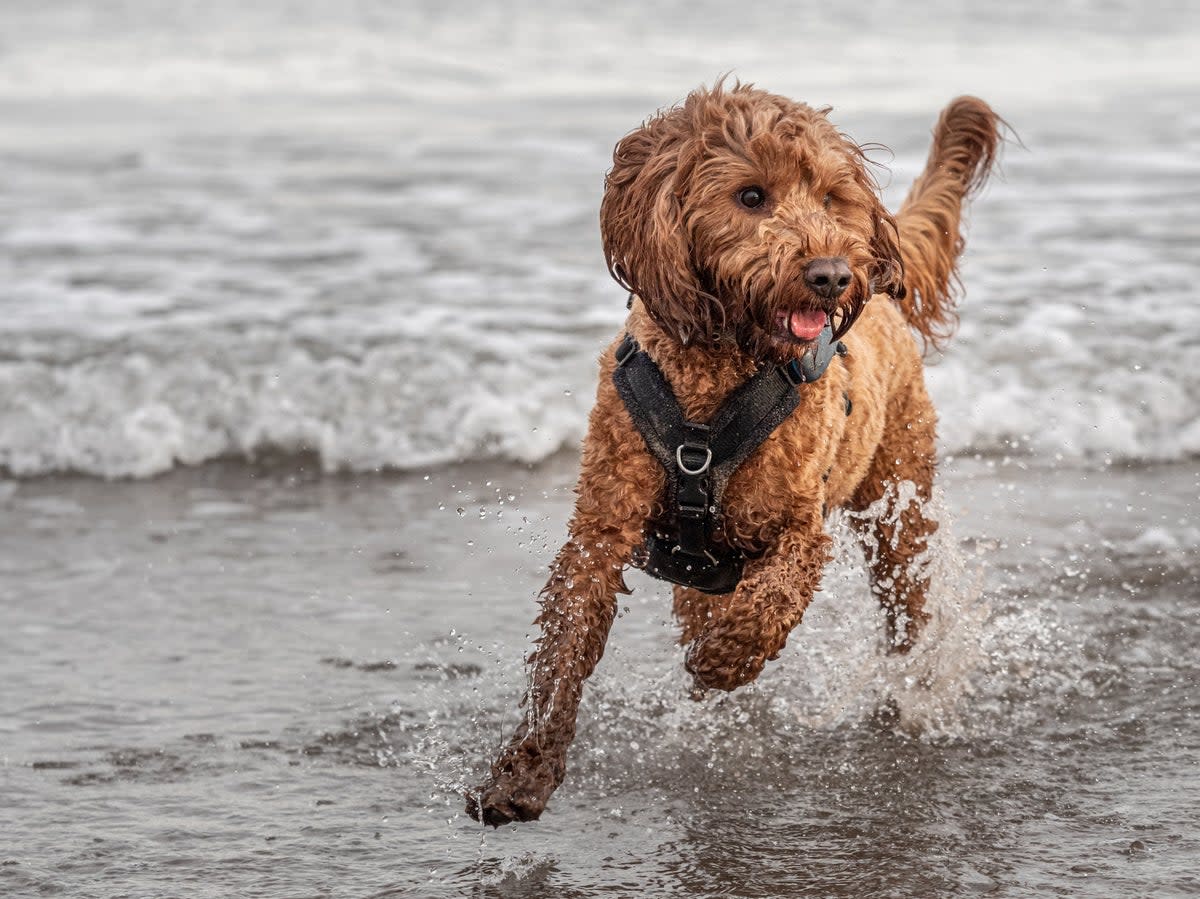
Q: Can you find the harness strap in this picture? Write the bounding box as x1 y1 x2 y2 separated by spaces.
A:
613 328 845 593
612 335 685 475
613 326 843 498
707 364 800 509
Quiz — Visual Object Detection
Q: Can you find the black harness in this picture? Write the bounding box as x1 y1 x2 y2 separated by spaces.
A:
613 325 847 595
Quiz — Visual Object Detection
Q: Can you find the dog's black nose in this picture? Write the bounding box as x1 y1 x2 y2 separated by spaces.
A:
804 257 852 299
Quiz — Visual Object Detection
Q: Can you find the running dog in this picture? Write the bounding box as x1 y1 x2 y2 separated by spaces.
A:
468 81 1000 826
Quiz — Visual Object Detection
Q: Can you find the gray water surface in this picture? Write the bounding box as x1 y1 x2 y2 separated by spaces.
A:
2 459 1198 896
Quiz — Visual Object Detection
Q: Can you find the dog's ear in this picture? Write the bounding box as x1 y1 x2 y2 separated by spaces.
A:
842 136 907 304
600 123 713 343
829 142 908 339
869 204 906 301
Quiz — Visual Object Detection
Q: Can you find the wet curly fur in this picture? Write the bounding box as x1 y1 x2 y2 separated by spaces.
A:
469 82 1001 826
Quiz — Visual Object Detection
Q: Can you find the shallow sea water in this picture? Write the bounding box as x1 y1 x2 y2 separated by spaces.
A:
3 459 1198 896
2 1 1199 897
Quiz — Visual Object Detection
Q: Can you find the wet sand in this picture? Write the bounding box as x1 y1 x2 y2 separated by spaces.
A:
2 456 1197 896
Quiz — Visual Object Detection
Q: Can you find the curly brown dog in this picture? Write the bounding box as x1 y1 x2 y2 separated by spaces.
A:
468 82 1001 826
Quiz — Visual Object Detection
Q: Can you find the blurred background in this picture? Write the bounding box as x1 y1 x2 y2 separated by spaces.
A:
1 2 1198 897
2 0 1198 475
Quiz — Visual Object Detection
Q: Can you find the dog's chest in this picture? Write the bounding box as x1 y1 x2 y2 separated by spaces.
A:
644 339 881 548
714 401 836 542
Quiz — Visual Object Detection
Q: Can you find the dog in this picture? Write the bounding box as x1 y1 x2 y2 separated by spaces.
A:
467 81 1000 826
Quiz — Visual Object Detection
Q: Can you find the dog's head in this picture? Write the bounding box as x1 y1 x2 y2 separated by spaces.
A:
600 82 905 360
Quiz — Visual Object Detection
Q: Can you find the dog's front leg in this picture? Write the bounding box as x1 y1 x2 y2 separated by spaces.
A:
469 530 629 826
685 516 832 693
468 378 659 826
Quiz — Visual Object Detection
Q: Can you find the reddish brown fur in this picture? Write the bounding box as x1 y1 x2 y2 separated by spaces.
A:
468 83 1001 826
894 97 1002 349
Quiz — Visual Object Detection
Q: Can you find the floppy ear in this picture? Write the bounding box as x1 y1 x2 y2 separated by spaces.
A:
829 140 908 340
839 135 906 303
869 204 906 301
599 122 713 343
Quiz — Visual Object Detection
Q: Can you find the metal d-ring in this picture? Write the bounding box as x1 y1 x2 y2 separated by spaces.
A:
676 444 712 476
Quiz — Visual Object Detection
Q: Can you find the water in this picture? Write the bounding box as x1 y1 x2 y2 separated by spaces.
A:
2 1 1199 896
3 459 1198 895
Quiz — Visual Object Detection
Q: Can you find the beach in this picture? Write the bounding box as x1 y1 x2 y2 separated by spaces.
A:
2 1 1199 896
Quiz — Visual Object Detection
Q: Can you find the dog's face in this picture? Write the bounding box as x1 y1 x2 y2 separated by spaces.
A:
601 84 905 361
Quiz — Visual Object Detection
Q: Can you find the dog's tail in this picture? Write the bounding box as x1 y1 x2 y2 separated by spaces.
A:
894 97 1002 349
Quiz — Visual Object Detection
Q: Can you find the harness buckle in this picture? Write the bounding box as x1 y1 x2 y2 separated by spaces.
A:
783 359 805 386
614 335 638 367
676 443 712 476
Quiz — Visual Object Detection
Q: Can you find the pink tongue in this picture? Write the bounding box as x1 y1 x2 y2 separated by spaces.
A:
788 309 828 341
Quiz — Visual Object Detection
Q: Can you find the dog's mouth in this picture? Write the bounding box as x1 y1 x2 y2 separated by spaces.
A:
773 308 828 344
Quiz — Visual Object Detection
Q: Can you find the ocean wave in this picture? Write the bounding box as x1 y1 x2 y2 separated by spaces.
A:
0 336 597 479
2 323 1197 480
2 1 1197 479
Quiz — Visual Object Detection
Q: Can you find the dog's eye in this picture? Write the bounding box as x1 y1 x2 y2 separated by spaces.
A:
738 186 766 209
822 193 833 209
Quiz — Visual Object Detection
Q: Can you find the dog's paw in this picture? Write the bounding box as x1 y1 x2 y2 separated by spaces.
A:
465 779 549 827
464 752 561 827
684 625 772 692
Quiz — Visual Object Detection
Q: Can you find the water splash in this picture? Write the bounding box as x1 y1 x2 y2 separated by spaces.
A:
432 488 1068 806
843 488 992 738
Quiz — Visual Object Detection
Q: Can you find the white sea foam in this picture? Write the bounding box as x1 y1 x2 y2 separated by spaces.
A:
0 340 597 478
